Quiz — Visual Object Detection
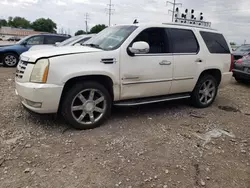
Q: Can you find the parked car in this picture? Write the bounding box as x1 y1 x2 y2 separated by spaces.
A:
0 34 70 67
7 36 21 41
28 34 95 51
232 54 250 82
15 23 233 130
233 44 250 60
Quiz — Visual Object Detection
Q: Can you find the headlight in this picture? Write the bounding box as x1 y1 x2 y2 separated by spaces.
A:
30 59 49 83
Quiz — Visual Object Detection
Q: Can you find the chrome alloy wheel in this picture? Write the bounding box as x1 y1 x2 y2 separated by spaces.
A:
71 89 107 125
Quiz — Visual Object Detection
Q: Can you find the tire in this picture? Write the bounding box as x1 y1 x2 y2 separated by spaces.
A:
3 53 19 67
61 81 112 130
191 74 218 108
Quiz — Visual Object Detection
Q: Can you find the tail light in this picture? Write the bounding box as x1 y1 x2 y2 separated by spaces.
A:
229 54 234 72
236 59 243 64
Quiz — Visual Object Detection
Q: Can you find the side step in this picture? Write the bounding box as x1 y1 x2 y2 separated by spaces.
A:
114 93 191 106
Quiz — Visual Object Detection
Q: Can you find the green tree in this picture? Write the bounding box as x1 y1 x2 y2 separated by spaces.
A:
90 24 107 34
9 17 31 28
32 18 57 33
75 30 86 36
0 19 8 27
8 16 13 26
230 42 236 46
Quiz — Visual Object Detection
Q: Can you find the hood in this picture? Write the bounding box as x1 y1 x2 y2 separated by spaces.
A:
29 45 55 51
0 44 16 48
21 46 103 62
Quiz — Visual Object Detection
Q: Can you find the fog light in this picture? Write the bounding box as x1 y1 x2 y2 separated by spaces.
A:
25 99 42 108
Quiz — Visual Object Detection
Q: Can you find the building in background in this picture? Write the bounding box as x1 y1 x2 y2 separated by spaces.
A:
0 26 47 40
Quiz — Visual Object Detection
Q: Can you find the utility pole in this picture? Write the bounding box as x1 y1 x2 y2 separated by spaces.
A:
84 13 90 33
167 0 182 22
106 0 115 26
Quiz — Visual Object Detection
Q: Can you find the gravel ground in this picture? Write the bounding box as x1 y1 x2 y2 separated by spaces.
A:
0 67 250 188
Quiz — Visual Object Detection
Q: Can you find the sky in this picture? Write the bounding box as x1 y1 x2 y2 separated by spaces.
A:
0 0 250 44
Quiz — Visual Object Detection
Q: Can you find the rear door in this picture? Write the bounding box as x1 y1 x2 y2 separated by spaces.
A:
168 28 202 94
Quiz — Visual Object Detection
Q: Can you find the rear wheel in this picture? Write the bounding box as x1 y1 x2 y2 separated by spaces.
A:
191 74 218 108
3 53 19 67
61 81 112 130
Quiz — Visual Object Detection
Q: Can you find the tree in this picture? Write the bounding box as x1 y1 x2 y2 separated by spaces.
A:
90 24 107 34
75 30 86 36
9 17 31 28
0 19 8 27
230 42 236 46
32 18 57 33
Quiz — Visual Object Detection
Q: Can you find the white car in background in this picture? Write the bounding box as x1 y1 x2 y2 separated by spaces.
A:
29 34 95 51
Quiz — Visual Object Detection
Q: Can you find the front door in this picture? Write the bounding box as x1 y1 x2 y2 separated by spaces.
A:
120 27 173 100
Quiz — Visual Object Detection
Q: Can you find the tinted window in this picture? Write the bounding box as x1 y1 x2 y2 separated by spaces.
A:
200 31 230 54
44 36 66 44
169 28 199 53
27 36 44 45
133 28 169 53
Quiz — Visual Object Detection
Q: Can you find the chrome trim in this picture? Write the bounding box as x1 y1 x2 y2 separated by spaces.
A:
122 78 172 85
134 53 173 56
114 95 190 106
173 77 194 81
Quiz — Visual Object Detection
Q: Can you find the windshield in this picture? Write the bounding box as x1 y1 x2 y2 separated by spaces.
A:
57 35 83 46
236 45 250 52
85 26 138 50
16 35 30 44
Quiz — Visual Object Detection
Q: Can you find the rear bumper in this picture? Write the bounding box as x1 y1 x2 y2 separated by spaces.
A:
15 81 63 114
232 69 250 80
220 72 233 88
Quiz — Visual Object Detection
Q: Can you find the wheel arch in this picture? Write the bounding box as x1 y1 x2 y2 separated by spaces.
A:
197 68 222 86
58 75 115 111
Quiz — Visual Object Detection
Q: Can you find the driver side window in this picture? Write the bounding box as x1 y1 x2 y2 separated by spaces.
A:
133 28 169 54
27 36 44 45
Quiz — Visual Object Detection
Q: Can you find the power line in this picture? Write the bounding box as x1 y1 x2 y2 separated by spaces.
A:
167 0 182 22
106 0 115 26
84 13 90 34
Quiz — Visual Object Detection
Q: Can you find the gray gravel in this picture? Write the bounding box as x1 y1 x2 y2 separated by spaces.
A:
0 67 250 188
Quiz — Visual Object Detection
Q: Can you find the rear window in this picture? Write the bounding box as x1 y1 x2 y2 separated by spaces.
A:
200 31 230 54
169 28 199 53
44 36 67 44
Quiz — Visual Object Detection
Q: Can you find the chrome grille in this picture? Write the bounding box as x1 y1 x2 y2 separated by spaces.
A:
16 61 28 79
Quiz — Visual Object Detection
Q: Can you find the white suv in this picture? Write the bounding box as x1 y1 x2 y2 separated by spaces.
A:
15 23 233 130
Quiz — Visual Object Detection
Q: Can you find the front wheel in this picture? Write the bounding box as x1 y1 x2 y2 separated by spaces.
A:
3 53 19 67
191 74 218 108
61 82 112 130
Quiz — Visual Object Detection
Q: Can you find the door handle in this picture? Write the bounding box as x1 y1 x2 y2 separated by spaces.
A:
195 58 203 63
159 60 171 65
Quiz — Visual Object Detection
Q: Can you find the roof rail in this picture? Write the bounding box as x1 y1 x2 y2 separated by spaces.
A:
162 22 217 31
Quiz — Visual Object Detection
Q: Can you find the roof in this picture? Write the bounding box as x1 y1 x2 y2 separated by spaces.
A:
115 23 217 32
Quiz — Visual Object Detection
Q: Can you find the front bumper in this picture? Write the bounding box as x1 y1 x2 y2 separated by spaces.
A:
233 69 250 80
15 81 63 114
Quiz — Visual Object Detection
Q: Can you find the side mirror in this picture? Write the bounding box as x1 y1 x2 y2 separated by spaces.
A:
129 41 150 54
74 43 81 46
22 41 27 46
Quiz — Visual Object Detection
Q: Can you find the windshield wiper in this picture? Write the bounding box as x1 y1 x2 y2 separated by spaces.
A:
82 43 102 49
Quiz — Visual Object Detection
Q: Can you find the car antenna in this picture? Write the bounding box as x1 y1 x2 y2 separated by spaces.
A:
133 19 138 24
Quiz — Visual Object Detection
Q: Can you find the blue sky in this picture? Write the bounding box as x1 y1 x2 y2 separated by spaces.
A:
1 0 250 44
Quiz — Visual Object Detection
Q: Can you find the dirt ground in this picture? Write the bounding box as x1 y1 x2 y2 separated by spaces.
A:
0 67 250 188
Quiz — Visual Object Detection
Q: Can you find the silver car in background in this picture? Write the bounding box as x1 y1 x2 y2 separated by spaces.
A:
29 34 95 51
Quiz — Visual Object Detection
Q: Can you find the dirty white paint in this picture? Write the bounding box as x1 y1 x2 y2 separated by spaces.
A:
194 128 235 146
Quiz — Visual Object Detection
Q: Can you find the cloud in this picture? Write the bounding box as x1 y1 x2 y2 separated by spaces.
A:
0 0 249 44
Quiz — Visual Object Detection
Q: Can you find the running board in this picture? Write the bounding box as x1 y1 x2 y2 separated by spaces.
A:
114 93 191 106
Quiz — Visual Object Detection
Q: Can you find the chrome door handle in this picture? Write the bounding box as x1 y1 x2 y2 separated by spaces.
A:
159 60 171 65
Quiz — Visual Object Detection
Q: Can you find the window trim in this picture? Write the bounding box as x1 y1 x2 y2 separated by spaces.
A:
127 27 171 56
199 31 230 54
168 28 200 55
